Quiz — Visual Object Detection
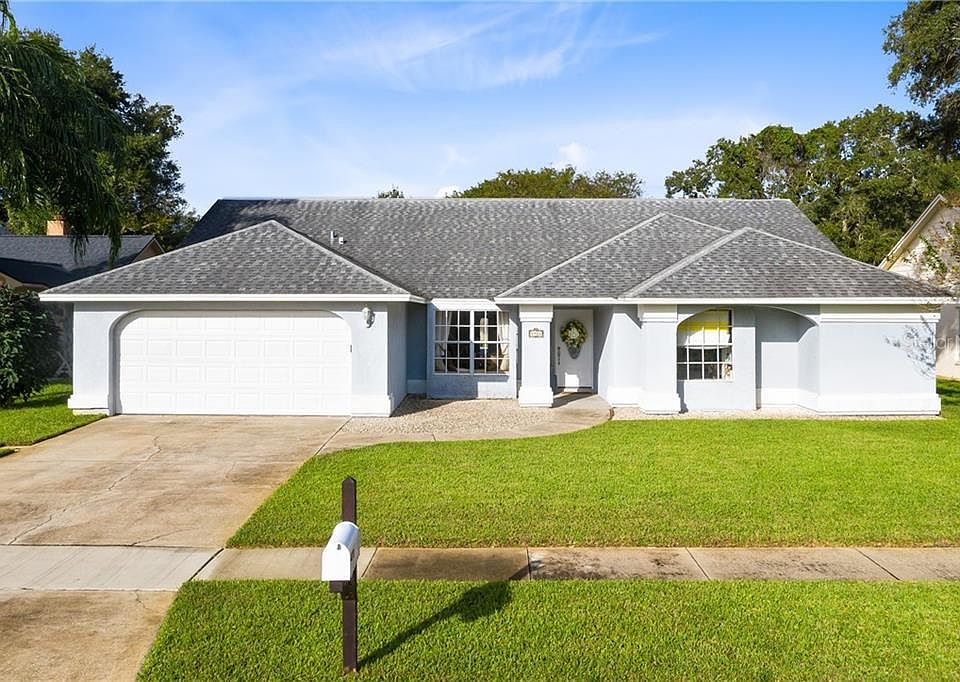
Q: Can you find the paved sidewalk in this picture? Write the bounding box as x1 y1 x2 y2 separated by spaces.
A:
0 545 216 591
197 546 960 582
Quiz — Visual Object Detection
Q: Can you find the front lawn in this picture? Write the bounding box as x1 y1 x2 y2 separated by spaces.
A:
0 383 102 446
230 380 960 548
140 579 960 681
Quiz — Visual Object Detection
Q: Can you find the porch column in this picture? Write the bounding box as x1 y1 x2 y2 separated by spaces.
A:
638 305 681 414
518 305 554 407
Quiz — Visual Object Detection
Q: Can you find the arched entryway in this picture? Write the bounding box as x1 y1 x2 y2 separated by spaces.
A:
755 307 818 409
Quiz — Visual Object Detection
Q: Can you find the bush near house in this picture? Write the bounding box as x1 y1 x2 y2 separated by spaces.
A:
0 286 59 407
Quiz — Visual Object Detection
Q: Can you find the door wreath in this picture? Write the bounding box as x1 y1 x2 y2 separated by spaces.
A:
560 319 588 359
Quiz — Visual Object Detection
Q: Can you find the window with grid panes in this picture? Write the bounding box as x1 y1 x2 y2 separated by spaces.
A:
433 310 510 375
677 309 733 381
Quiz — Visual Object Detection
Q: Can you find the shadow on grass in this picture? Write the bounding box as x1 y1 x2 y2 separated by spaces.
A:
360 568 525 670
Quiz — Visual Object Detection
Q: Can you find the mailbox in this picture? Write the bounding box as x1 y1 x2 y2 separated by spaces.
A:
321 521 361 581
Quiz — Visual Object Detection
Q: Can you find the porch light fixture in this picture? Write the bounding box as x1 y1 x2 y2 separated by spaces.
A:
361 305 375 328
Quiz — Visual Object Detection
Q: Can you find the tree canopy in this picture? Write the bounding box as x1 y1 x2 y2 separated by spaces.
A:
665 106 960 264
884 0 960 157
0 1 121 250
0 3 193 250
456 166 643 199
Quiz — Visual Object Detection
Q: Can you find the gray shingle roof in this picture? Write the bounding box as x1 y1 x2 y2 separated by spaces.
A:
182 198 840 298
630 229 947 299
44 221 409 296
502 213 730 298
0 234 157 288
42 198 943 301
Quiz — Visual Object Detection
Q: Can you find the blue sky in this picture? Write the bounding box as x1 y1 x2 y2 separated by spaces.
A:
15 1 913 213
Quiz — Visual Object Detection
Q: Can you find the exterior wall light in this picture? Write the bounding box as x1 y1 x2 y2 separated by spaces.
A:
362 305 375 328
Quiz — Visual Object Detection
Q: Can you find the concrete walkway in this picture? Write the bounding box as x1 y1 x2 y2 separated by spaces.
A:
196 546 960 582
323 393 612 452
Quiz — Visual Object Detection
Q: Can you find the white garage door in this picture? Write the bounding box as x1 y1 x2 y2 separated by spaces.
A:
117 311 351 415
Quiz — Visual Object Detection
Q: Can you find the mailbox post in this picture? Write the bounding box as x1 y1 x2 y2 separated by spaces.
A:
322 477 360 674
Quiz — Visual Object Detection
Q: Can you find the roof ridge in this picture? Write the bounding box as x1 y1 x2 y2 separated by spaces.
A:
40 221 291 295
659 212 732 234
497 213 671 297
271 222 413 295
623 228 751 297
210 196 795 204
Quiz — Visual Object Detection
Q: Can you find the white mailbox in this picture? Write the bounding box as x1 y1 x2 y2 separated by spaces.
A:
321 521 361 581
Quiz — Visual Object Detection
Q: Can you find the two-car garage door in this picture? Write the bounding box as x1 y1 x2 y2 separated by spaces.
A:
117 311 351 415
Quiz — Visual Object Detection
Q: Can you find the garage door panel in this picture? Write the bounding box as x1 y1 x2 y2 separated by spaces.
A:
118 311 351 416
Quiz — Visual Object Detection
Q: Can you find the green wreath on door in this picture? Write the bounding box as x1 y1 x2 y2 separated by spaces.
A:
560 319 588 359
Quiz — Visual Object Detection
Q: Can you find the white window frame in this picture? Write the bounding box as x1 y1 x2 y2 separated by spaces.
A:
677 309 733 382
432 307 510 376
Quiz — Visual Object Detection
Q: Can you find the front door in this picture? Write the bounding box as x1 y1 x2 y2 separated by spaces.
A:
554 308 594 391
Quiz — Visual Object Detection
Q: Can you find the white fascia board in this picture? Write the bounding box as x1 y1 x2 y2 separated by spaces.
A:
621 297 952 306
493 297 621 305
431 298 504 310
38 292 426 303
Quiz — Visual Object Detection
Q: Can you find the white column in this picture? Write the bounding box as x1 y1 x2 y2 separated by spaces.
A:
518 305 554 407
638 305 681 414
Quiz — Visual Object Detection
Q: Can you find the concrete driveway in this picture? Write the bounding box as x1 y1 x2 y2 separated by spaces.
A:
0 415 345 681
0 415 347 547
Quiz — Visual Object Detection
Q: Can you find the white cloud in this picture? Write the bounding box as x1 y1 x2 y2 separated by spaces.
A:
297 4 662 91
555 142 588 168
434 185 460 198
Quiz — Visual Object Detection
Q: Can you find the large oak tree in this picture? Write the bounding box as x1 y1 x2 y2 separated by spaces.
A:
456 166 643 199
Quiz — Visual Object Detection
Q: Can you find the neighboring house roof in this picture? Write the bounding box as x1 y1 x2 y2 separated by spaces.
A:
43 220 412 297
0 233 159 288
879 195 951 271
41 198 944 302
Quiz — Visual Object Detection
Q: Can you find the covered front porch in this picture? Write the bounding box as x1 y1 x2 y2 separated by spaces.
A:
513 303 941 415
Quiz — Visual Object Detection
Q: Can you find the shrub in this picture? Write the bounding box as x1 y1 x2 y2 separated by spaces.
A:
0 286 59 406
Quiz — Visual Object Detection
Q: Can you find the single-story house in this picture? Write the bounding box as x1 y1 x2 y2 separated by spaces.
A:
880 194 960 379
2 218 162 375
40 198 945 416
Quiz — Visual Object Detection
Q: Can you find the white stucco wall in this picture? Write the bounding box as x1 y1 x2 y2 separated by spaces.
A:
386 302 408 412
755 306 818 408
815 306 940 414
595 306 645 406
67 300 400 416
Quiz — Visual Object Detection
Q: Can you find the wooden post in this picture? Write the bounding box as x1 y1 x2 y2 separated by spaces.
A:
341 477 357 674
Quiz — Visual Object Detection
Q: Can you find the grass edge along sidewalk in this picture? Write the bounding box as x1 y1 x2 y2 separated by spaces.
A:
140 579 960 681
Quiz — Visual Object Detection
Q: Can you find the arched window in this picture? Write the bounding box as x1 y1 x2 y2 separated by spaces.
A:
677 309 733 380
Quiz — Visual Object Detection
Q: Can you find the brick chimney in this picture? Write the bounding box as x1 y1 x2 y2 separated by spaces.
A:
46 215 70 236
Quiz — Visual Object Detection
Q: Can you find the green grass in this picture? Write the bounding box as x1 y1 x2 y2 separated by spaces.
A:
140 579 960 681
0 382 102 446
230 380 960 548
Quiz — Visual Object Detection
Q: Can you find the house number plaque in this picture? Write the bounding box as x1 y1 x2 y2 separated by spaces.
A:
528 328 544 338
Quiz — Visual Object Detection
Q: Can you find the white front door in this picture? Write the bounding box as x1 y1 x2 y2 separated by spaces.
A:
116 310 351 415
554 308 594 391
